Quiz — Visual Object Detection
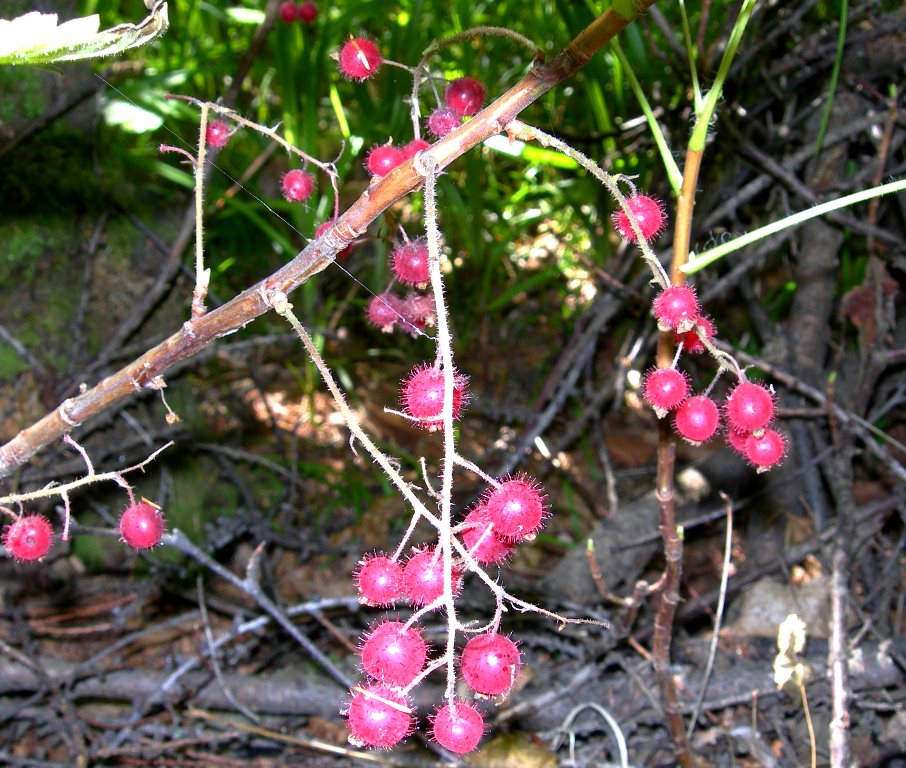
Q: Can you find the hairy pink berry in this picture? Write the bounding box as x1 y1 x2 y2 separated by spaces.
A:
3 514 53 562
726 381 775 433
399 293 436 336
427 107 461 138
346 684 412 748
431 701 485 754
338 37 382 81
402 138 430 159
461 633 521 696
391 239 430 286
281 169 315 203
725 426 749 456
205 120 230 149
366 144 404 177
484 474 546 542
400 364 469 430
674 395 720 444
297 0 318 23
676 315 716 354
461 505 515 565
279 1 296 23
744 428 786 471
642 367 689 418
315 219 355 258
613 194 666 242
366 293 402 333
444 77 485 117
403 547 461 606
119 502 166 549
652 285 700 333
355 553 404 606
361 620 428 685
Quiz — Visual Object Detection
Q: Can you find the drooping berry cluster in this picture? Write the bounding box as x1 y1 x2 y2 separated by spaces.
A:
363 236 437 335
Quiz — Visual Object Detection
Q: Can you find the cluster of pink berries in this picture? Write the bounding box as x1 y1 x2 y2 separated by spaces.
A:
364 139 430 178
427 77 486 138
279 1 318 25
2 501 165 562
365 238 436 335
643 284 786 471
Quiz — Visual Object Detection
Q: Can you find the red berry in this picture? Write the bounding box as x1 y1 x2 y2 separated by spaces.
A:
366 144 405 177
119 502 166 549
427 107 461 138
461 505 515 565
402 138 430 159
613 194 666 242
315 219 355 258
676 315 716 354
3 514 53 562
461 633 521 696
484 474 546 542
674 395 720 444
402 547 461 606
297 1 318 23
346 684 412 748
400 364 469 431
642 367 689 417
281 169 315 203
744 428 786 471
725 426 750 456
397 292 436 336
278 1 297 23
205 120 230 149
726 381 775 433
361 620 428 686
366 293 402 333
444 77 485 117
431 701 485 754
391 239 430 285
355 553 404 606
652 285 700 333
338 37 382 81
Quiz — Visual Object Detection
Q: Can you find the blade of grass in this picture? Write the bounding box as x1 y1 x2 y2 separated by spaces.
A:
814 0 848 161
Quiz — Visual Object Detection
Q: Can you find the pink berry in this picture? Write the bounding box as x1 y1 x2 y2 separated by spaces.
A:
3 514 53 562
281 169 315 203
361 620 427 686
726 381 775 433
278 1 296 23
397 292 436 336
461 633 521 696
366 144 405 177
366 293 402 333
119 502 166 549
297 0 318 23
427 107 461 138
613 194 666 242
315 219 355 258
725 427 750 456
355 553 404 606
444 77 485 117
338 37 382 81
461 505 515 565
400 364 469 431
674 395 720 444
391 239 430 285
403 547 461 606
402 138 430 159
484 474 546 542
676 315 716 354
431 701 485 754
744 428 786 471
652 285 700 333
642 367 689 417
205 120 230 149
346 684 412 748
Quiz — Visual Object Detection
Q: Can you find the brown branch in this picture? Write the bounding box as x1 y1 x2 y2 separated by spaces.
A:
0 1 656 480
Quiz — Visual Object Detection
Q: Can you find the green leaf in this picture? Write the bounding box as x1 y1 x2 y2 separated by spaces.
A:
0 1 169 66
